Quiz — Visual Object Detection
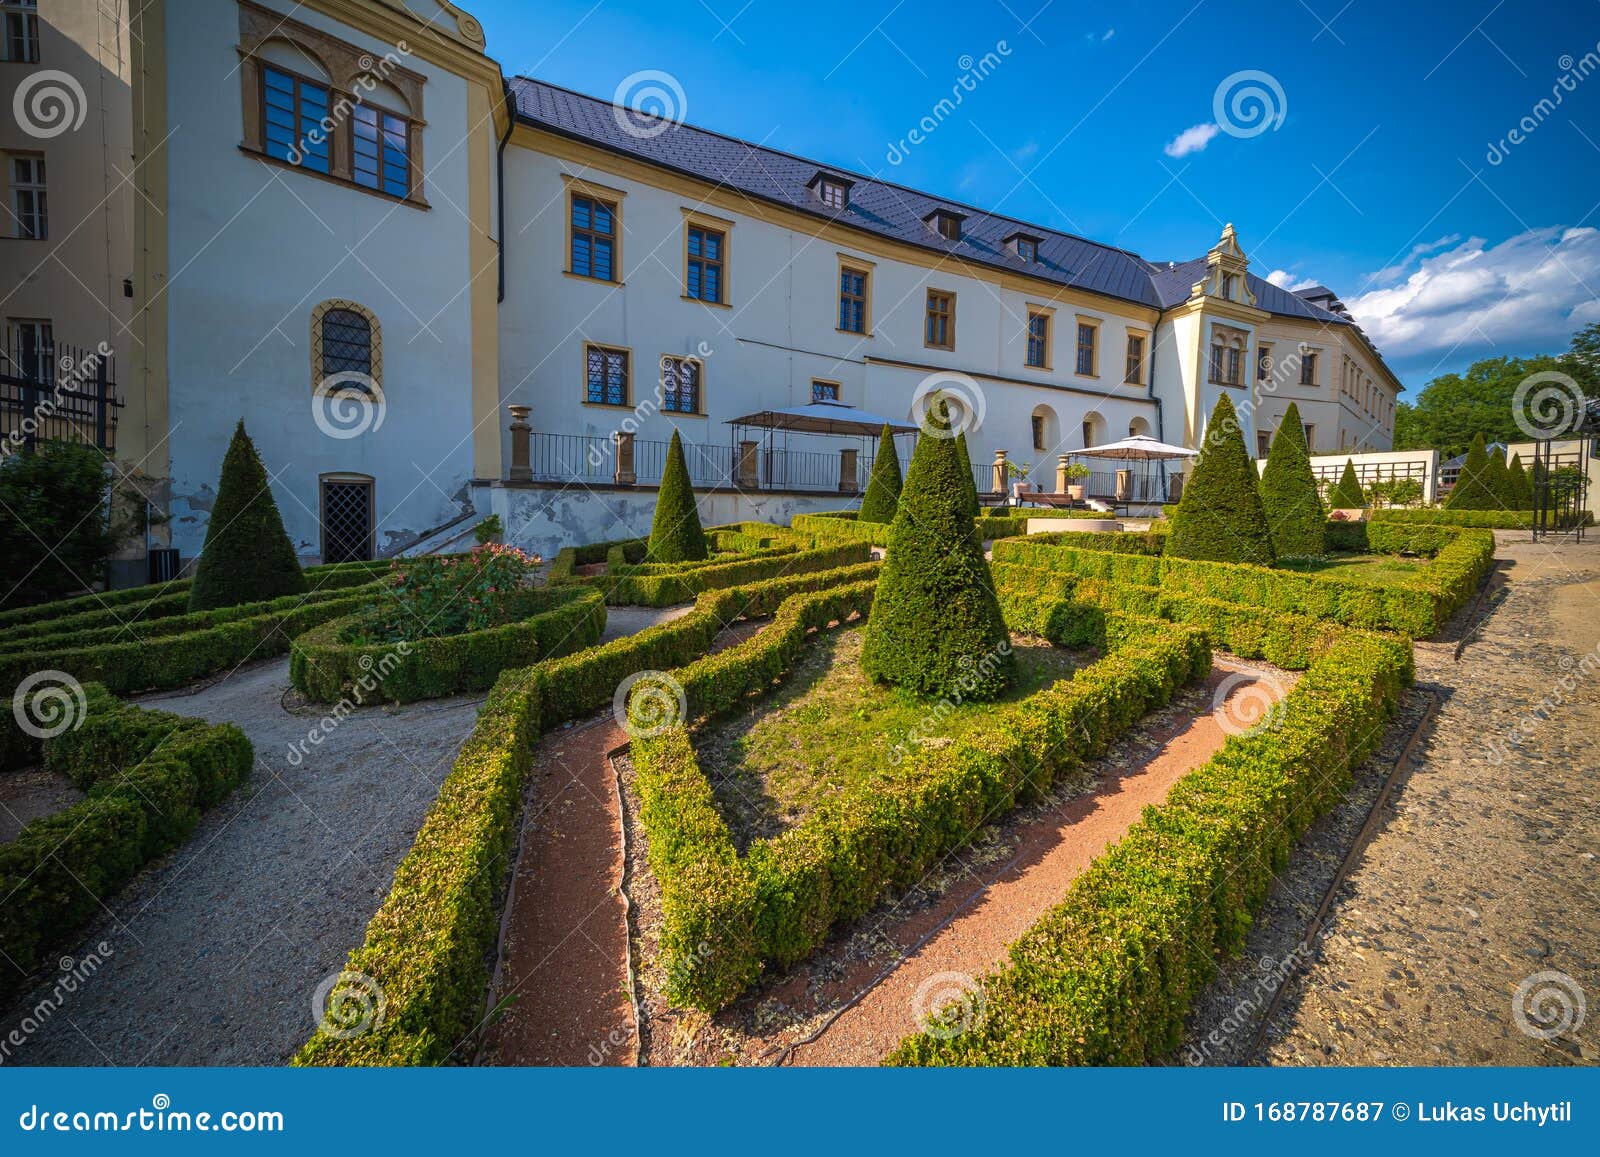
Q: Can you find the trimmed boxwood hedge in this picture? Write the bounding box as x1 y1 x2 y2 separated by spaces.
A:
887 625 1410 1065
993 527 1495 638
289 584 607 703
793 509 1114 549
631 593 1212 1011
1370 507 1556 530
0 684 252 1004
597 541 870 606
292 558 881 1067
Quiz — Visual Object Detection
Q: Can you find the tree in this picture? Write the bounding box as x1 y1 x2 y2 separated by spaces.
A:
1166 395 1276 565
1444 433 1497 510
1394 348 1576 457
857 424 903 523
1507 452 1533 510
0 442 132 608
1483 444 1513 507
861 408 1013 702
1258 402 1325 557
646 429 709 563
1327 459 1367 509
953 429 981 517
189 422 307 611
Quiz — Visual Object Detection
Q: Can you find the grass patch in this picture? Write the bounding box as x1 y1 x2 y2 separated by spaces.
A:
695 625 1092 849
1274 553 1425 584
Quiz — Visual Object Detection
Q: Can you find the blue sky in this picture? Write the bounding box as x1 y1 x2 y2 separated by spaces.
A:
466 0 1600 394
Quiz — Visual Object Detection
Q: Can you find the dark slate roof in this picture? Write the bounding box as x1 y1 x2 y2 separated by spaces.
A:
509 77 1352 327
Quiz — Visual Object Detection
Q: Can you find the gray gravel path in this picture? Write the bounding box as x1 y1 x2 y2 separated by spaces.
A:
1 657 482 1065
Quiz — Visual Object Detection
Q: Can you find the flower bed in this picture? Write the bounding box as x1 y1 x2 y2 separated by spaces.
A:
629 589 1211 1012
289 584 606 703
0 683 252 1004
293 559 881 1066
887 623 1410 1065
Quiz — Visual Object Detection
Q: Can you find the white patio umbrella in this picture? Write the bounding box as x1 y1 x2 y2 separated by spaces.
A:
1070 434 1197 505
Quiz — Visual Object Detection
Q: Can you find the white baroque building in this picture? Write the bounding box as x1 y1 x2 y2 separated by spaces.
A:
113 0 1403 565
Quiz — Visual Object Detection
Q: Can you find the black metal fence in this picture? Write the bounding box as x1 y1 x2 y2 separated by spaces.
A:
0 338 121 453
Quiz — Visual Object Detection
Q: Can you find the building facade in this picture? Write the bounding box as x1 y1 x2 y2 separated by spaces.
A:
106 0 1404 565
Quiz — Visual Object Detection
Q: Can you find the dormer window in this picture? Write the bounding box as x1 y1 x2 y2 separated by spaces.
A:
1221 273 1237 300
808 171 853 210
926 209 965 241
1004 231 1041 263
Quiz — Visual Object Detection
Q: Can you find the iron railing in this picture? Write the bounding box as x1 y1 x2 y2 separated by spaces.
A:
0 338 121 453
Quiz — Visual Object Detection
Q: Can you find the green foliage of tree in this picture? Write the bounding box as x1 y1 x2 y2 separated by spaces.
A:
1483 445 1513 507
1506 452 1533 510
188 422 307 611
857 424 904 523
1258 402 1325 557
1328 459 1367 509
0 442 133 609
646 429 709 564
1444 433 1499 511
954 429 981 517
1166 395 1276 565
862 409 1013 702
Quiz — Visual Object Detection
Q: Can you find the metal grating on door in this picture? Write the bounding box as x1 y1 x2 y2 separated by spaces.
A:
321 479 373 563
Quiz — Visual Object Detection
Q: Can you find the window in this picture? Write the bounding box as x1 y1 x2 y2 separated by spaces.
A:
685 225 724 304
1076 321 1098 376
321 476 374 563
262 66 331 174
9 154 46 240
838 266 869 334
924 290 954 350
584 344 629 406
927 210 963 241
570 194 618 282
1209 341 1242 385
311 300 381 393
1257 345 1273 381
1257 431 1271 457
3 318 52 380
1303 424 1315 452
1221 273 1236 300
816 178 849 210
352 102 410 199
1032 414 1046 452
660 356 701 414
1016 238 1037 262
2 1 39 63
1025 311 1051 369
1300 350 1318 385
1081 419 1095 449
1124 333 1145 384
811 380 840 402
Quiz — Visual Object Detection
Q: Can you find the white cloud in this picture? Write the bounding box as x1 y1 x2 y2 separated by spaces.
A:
1267 269 1320 292
1103 29 1115 41
1344 226 1600 359
1163 122 1219 158
1364 234 1461 286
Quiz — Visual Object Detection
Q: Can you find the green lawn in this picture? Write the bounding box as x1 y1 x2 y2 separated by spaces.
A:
1274 553 1426 584
695 625 1091 848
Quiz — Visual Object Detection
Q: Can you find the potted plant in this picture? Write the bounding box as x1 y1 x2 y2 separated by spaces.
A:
1008 459 1033 502
1063 461 1090 501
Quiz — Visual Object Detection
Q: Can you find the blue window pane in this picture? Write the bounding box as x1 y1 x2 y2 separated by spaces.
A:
592 240 612 281
687 230 702 258
571 235 592 276
687 263 700 298
571 197 591 231
593 203 612 235
703 232 720 260
702 265 720 303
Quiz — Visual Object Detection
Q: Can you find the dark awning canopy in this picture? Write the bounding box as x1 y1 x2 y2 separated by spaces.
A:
726 399 919 438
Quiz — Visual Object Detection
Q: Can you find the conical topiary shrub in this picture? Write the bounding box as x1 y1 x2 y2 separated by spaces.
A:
1484 446 1513 509
1445 434 1495 510
1259 402 1325 557
1507 452 1533 510
646 429 709 563
861 411 1013 702
1328 459 1366 510
858 424 904 523
954 429 981 517
188 421 307 611
1166 394 1275 565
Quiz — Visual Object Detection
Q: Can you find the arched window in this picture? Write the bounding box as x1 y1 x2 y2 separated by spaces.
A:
1030 404 1058 452
1128 416 1152 438
310 300 381 394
